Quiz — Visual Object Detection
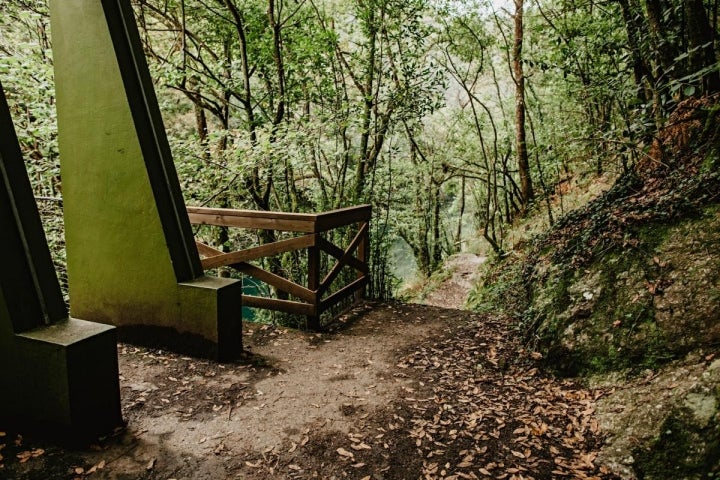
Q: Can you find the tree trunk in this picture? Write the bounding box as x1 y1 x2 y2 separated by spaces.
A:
685 0 720 94
616 0 652 103
513 0 534 211
355 4 378 199
455 175 465 249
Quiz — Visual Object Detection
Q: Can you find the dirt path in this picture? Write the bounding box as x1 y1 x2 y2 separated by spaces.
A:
422 254 486 309
1 300 618 480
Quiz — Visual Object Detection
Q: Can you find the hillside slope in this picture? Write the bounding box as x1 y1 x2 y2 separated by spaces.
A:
472 95 720 479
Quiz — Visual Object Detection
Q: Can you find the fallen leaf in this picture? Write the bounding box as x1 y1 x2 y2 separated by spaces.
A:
17 449 44 463
350 442 371 450
336 447 354 459
146 458 156 471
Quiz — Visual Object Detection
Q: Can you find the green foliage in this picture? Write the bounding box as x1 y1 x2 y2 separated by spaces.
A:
4 0 720 329
0 3 58 198
0 2 67 296
467 256 527 316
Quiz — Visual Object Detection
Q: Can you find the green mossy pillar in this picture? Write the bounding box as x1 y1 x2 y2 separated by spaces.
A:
0 81 122 443
50 0 242 360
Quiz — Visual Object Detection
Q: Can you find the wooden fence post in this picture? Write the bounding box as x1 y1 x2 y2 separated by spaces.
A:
355 221 369 303
307 234 321 330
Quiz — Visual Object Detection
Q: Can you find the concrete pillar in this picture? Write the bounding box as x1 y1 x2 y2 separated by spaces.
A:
0 81 122 443
50 0 242 360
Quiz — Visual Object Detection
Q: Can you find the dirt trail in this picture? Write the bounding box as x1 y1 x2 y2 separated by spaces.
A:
1 303 463 479
2 261 619 480
1 300 618 480
421 253 486 309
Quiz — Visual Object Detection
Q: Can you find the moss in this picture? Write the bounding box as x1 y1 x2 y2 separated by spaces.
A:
634 408 720 480
474 181 720 377
468 258 527 316
528 220 688 376
701 152 719 173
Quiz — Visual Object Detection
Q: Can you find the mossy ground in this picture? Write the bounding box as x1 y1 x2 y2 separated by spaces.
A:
634 407 720 480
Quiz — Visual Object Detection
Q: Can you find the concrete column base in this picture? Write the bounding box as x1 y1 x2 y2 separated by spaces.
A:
0 317 123 444
115 277 244 361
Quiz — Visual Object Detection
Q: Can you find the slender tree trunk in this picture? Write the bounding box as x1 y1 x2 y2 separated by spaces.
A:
685 0 720 94
355 5 378 199
431 180 442 271
455 175 465 249
268 0 286 130
513 0 534 211
617 0 652 103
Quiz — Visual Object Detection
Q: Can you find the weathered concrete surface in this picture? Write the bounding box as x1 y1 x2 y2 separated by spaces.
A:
0 80 122 442
50 0 242 360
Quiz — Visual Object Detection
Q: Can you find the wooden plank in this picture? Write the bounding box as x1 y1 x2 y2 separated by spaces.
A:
188 212 315 232
188 204 371 233
187 206 318 221
355 222 369 302
317 231 369 296
242 295 316 316
201 234 316 269
195 241 223 258
317 237 363 271
233 262 316 303
320 277 368 313
314 205 371 232
187 207 317 232
307 239 321 330
317 223 368 272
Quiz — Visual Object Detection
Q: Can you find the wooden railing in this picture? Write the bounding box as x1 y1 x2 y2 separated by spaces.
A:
187 205 371 329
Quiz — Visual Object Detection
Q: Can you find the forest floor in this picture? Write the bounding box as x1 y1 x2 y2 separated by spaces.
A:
1 290 620 479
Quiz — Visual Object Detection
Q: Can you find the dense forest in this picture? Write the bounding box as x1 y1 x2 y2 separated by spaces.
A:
2 0 720 478
4 0 717 301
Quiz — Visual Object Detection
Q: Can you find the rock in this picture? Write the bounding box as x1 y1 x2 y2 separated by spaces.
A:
596 354 720 480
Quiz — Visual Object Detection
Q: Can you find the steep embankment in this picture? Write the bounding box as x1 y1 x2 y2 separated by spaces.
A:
473 96 720 479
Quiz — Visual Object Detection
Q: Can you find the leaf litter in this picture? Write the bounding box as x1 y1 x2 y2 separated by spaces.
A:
248 308 619 479
371 313 619 479
0 303 620 479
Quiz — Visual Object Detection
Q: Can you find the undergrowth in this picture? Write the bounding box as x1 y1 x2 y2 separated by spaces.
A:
470 95 720 377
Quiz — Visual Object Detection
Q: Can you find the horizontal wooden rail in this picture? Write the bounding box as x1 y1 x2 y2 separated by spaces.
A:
187 204 371 233
188 204 371 329
242 295 316 316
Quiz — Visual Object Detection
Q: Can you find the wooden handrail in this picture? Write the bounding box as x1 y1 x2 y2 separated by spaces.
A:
188 204 371 329
187 204 371 233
